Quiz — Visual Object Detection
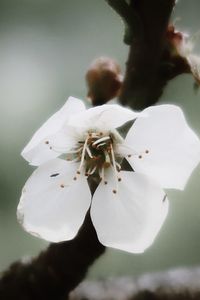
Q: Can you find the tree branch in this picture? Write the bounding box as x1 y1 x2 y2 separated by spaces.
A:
119 0 176 110
0 213 105 300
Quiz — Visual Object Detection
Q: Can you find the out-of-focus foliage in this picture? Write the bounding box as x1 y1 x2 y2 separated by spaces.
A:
0 0 200 278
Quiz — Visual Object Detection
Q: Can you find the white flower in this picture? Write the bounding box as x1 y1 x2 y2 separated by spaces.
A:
17 97 200 253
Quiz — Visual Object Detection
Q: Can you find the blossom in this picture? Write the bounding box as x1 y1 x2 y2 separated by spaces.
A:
168 26 200 83
17 97 200 253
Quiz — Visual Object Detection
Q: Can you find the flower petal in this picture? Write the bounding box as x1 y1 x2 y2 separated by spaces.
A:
17 158 91 242
125 105 200 190
22 97 85 166
68 104 139 132
91 170 168 253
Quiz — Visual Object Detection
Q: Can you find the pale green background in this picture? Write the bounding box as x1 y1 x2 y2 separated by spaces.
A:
0 0 200 278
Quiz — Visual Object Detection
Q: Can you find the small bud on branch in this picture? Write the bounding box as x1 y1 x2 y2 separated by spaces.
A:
86 57 123 106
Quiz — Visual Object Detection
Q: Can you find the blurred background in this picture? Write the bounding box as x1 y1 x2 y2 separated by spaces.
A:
0 0 200 279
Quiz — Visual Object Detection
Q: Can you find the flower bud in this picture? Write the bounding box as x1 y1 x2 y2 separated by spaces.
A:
166 25 200 85
166 25 193 57
86 57 123 106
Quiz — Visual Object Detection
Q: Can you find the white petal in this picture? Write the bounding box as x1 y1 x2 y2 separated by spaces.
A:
22 127 78 166
91 170 168 253
125 105 200 190
22 97 85 165
17 158 91 242
68 104 140 132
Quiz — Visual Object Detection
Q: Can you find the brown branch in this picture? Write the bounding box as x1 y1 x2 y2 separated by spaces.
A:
119 0 176 110
0 213 105 300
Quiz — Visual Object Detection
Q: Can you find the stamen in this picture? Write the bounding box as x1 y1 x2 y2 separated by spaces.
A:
77 136 89 172
96 142 106 149
92 136 110 146
112 189 117 194
60 184 65 188
138 155 142 159
88 166 97 175
86 146 93 158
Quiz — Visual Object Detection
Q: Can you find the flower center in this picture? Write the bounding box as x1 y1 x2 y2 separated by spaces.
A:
70 131 122 192
45 130 150 194
75 131 120 174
